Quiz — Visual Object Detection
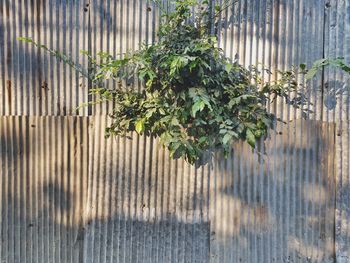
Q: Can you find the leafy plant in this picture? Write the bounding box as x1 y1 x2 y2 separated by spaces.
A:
304 58 350 80
19 0 312 164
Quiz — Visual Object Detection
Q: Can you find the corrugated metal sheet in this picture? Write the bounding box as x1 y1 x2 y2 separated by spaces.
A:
0 0 349 262
324 0 350 262
0 0 89 116
83 117 336 263
84 116 210 262
0 116 89 262
89 0 159 115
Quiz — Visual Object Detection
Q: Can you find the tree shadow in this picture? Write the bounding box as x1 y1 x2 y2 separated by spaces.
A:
211 120 336 262
0 118 343 263
0 116 88 262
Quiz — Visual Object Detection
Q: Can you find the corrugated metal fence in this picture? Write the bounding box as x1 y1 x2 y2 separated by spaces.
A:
0 0 349 262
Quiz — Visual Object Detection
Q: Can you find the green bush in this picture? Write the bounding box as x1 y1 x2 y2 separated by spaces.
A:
19 0 312 164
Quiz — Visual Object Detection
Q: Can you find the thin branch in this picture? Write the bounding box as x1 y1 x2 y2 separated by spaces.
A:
213 0 239 19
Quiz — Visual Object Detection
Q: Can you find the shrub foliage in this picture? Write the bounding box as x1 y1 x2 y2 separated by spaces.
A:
19 0 312 164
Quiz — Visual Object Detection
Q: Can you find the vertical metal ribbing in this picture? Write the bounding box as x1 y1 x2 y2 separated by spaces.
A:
89 0 154 115
0 0 89 116
83 116 211 262
48 116 56 263
103 116 112 263
0 2 3 115
324 0 350 261
0 117 89 262
0 118 3 261
1 0 9 115
1 1 349 263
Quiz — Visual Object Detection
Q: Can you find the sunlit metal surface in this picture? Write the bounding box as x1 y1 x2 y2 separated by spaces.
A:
0 0 349 262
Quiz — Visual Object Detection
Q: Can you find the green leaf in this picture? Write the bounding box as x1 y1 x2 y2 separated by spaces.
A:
145 108 156 118
17 36 34 43
225 63 232 74
219 129 227 134
305 58 328 79
222 133 232 145
80 50 89 55
135 119 145 134
171 117 180 126
198 136 208 144
305 68 319 80
191 100 205 117
246 129 256 147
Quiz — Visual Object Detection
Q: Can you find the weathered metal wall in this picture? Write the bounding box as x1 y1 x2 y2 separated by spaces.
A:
0 0 89 116
325 1 350 262
0 0 349 262
84 117 336 263
0 116 89 262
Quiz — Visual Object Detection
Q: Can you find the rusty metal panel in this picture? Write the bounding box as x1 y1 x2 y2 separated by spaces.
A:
0 116 89 262
0 0 89 116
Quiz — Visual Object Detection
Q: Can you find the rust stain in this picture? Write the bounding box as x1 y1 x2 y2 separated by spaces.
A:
41 80 48 90
41 80 48 100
